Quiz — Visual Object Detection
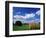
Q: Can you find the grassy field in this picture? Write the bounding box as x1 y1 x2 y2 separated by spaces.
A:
13 23 40 31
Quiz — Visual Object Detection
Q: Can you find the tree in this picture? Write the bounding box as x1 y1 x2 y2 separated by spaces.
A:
15 21 22 26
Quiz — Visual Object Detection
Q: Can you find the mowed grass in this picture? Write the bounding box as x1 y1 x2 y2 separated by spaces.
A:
13 24 40 31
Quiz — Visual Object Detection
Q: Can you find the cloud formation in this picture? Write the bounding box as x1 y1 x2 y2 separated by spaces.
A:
13 13 35 19
36 10 40 15
13 10 40 24
25 13 35 18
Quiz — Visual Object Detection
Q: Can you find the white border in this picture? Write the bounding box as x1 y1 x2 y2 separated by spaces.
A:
9 3 43 35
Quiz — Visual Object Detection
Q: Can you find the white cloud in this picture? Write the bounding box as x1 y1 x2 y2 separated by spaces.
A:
13 15 24 19
13 13 35 23
13 10 40 24
36 10 40 15
13 13 35 19
25 13 35 18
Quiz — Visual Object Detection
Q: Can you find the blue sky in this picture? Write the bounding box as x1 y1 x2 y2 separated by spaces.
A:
13 7 40 23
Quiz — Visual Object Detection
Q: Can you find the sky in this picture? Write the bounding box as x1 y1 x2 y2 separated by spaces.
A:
13 7 40 24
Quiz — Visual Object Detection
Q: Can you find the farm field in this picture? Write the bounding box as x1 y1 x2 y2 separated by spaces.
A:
13 23 40 31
